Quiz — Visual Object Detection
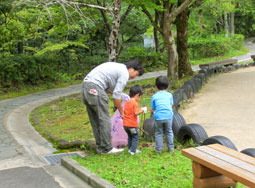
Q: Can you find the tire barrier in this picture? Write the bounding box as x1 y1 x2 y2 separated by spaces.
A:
184 79 197 94
143 116 155 142
240 148 255 158
215 65 222 73
208 67 215 76
193 77 202 92
194 73 206 84
177 123 208 145
173 89 183 111
172 111 186 137
202 135 238 151
234 64 241 69
222 66 228 72
199 68 210 81
240 64 245 68
180 84 194 99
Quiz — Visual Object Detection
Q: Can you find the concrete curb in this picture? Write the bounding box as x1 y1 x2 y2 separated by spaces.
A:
61 157 116 188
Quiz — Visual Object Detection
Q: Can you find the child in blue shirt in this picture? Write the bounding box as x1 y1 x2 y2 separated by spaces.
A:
151 76 174 153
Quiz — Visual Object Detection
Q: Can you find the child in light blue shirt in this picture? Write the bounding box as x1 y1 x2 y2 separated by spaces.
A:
151 76 174 153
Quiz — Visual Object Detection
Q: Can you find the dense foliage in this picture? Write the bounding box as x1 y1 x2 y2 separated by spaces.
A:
188 34 244 59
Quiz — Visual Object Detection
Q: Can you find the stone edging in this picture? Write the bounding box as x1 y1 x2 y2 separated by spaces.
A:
61 157 116 188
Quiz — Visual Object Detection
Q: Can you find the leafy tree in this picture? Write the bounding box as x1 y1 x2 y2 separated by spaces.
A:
176 0 205 78
235 0 255 37
16 0 138 62
131 0 193 82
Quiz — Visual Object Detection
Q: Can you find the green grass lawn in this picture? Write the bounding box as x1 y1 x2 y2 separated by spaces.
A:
74 148 193 188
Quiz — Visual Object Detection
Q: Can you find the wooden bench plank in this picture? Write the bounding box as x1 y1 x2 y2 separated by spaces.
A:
196 146 255 174
182 146 255 187
207 144 255 165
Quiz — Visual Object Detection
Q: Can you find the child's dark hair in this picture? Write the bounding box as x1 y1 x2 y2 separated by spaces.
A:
129 85 143 98
156 76 169 90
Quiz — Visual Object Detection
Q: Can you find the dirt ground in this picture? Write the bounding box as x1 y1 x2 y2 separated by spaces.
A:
179 66 255 151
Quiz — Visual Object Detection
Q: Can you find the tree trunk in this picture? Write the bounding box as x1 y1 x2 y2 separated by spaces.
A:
154 12 160 52
224 12 229 37
176 3 193 79
230 12 234 37
108 0 122 62
162 3 178 82
163 25 178 81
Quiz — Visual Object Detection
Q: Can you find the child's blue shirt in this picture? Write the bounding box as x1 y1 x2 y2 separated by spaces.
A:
151 90 174 120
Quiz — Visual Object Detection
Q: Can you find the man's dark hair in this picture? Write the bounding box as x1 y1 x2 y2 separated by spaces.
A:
125 59 144 76
129 85 143 98
156 76 169 90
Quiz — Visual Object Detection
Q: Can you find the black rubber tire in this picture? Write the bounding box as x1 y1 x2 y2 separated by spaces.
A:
177 123 208 145
193 77 202 92
199 69 210 80
234 64 241 69
202 135 238 151
143 117 155 142
172 111 186 137
240 64 245 68
195 73 206 84
189 78 199 93
181 88 189 102
180 84 194 99
173 89 183 111
208 67 215 76
215 66 221 73
240 148 255 158
226 66 233 71
184 79 197 94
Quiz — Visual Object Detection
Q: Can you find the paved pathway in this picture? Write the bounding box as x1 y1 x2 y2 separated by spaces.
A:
0 85 90 188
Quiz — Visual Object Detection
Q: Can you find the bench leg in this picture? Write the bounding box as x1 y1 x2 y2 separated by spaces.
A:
192 161 236 188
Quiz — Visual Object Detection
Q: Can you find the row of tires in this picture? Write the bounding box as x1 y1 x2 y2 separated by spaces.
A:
143 62 255 157
143 111 255 157
173 62 255 111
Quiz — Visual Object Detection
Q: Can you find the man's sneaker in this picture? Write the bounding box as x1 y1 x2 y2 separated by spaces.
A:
130 152 135 155
168 147 175 152
128 149 141 154
136 149 141 153
155 150 161 154
106 147 124 154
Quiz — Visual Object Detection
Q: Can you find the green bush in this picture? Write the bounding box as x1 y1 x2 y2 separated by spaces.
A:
0 50 109 89
188 34 244 59
118 46 168 72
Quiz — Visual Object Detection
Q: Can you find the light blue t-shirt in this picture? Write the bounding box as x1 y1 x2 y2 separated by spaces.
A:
151 90 174 120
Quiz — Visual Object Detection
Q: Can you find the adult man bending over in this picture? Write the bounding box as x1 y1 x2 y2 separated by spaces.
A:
82 60 144 154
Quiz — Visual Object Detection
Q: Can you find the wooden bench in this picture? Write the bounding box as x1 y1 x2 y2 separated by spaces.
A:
199 59 238 69
182 144 255 188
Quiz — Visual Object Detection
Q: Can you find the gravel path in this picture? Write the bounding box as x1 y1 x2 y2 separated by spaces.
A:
179 67 255 151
